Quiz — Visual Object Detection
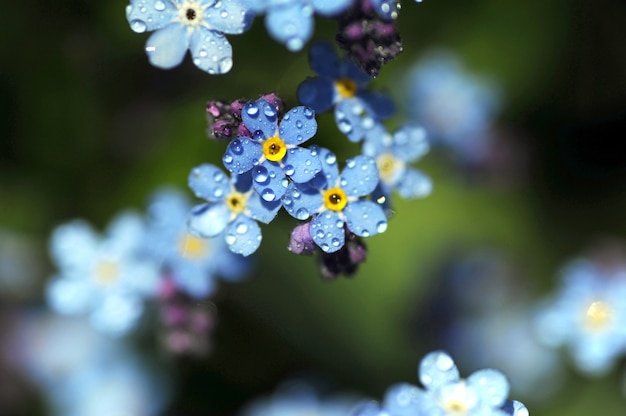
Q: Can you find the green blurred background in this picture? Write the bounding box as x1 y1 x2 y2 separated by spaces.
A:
2 0 626 415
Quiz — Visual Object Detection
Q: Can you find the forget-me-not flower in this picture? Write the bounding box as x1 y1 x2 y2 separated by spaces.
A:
297 41 395 142
145 189 248 298
238 0 354 51
222 98 321 202
187 163 281 256
282 148 388 253
46 213 160 337
126 0 252 74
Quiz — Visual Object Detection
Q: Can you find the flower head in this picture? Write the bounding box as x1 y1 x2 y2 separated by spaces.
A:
187 163 281 256
222 99 322 202
126 0 253 74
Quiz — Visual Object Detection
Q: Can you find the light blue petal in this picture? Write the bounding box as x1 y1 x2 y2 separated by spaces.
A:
358 90 396 120
189 28 233 74
467 369 510 408
382 383 424 416
204 0 253 34
241 99 279 139
90 293 142 337
351 401 385 416
238 0 268 13
265 2 314 51
392 124 430 162
50 220 98 271
310 0 354 16
335 98 370 142
311 211 345 253
282 182 323 220
339 155 379 197
106 211 146 253
252 161 289 202
279 106 317 145
312 146 340 187
308 40 341 78
397 168 432 199
46 276 94 315
362 122 392 157
120 260 160 296
224 215 261 256
126 0 176 33
172 262 216 298
223 137 263 174
297 77 335 113
344 200 387 237
283 147 322 183
510 400 529 416
188 164 231 202
145 23 189 69
187 202 229 238
246 190 282 224
418 350 461 391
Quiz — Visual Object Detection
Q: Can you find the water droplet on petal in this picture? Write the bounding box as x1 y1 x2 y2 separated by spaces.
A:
253 165 269 184
213 171 224 182
435 353 454 371
231 140 243 155
246 104 259 117
331 238 340 247
338 119 353 134
320 243 330 252
376 221 388 233
295 208 309 220
130 19 147 33
225 234 236 245
361 230 370 237
284 164 295 176
325 153 336 165
223 154 233 164
316 229 325 239
286 37 304 51
303 107 314 118
295 120 303 129
213 188 224 198
154 0 166 11
218 57 233 73
236 222 248 234
220 10 228 18
261 189 276 201
346 159 356 168
263 105 276 119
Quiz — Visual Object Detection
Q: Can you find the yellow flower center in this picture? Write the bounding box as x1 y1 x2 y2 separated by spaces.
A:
335 78 357 98
376 153 403 184
323 187 348 211
94 260 119 286
178 232 209 260
226 191 247 214
443 400 469 415
263 136 287 162
176 0 206 28
584 300 612 331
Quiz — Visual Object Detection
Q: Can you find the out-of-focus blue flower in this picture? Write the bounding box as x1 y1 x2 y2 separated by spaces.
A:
362 121 432 202
534 259 626 375
187 164 281 256
282 148 387 253
238 0 354 51
369 0 401 20
297 41 395 142
145 189 248 298
125 0 252 74
46 213 160 337
222 99 321 202
405 50 501 163
352 351 528 416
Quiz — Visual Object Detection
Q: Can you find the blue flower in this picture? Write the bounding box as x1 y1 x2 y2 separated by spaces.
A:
352 351 528 416
534 258 626 375
298 41 395 142
362 121 432 202
282 148 387 253
125 0 252 74
145 189 248 298
46 213 161 337
238 0 354 51
187 163 281 256
222 99 321 202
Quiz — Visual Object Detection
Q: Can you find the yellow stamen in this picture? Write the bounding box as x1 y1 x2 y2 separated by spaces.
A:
323 187 348 211
94 261 119 286
263 136 287 162
584 300 612 331
376 153 403 184
335 78 357 98
179 232 209 260
226 191 247 214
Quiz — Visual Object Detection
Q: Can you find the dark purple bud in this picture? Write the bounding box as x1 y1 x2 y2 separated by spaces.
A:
288 222 317 255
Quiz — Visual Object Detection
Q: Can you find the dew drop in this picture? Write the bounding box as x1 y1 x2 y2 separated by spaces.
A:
346 159 356 168
218 57 233 73
316 229 325 239
130 19 147 33
295 208 309 220
286 37 304 51
331 238 340 247
362 117 374 129
283 196 293 206
253 166 269 183
236 223 248 234
284 164 295 176
213 171 224 181
246 104 259 117
220 10 228 18
335 219 343 228
320 243 330 252
295 120 303 129
263 105 276 119
338 119 353 134
281 178 289 188
376 221 388 233
325 153 336 165
213 188 224 198
435 353 454 371
361 230 370 237
223 154 233 164
154 0 166 11
303 107 314 118
261 189 276 201
225 234 236 245
231 140 243 155
305 159 312 166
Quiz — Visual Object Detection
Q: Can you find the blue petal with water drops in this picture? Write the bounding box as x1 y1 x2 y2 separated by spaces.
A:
126 0 176 33
246 190 282 224
308 40 341 78
204 0 253 34
297 77 335 113
282 182 323 220
397 168 432 199
252 161 289 202
467 369 510 408
335 98 369 142
223 137 263 174
358 90 396 120
242 99 279 139
419 350 461 390
312 146 340 187
188 164 231 202
187 202 230 238
390 124 430 162
310 0 354 16
189 29 233 74
340 155 379 197
237 0 268 13
381 383 423 414
310 211 345 253
224 215 261 256
144 23 188 69
283 147 322 183
344 200 387 237
278 106 317 145
362 122 392 157
265 2 314 51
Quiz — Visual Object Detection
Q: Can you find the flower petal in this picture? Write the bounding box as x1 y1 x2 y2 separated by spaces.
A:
297 77 335 113
359 90 396 120
467 369 510 408
362 122 393 157
279 106 317 145
252 161 289 202
312 146 340 188
246 190 282 224
90 293 143 337
397 168 432 199
282 182 323 220
340 155 379 197
203 0 253 34
223 137 263 174
126 0 176 33
171 261 216 298
418 350 461 391
344 200 387 237
265 2 313 51
189 28 233 74
145 23 189 69
310 0 354 16
308 40 341 78
224 216 261 256
342 59 372 87
188 164 231 202
50 220 98 271
46 276 94 315
242 99 279 139
283 147 322 184
381 383 425 415
391 124 430 162
188 202 229 238
311 211 345 253
335 98 370 142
